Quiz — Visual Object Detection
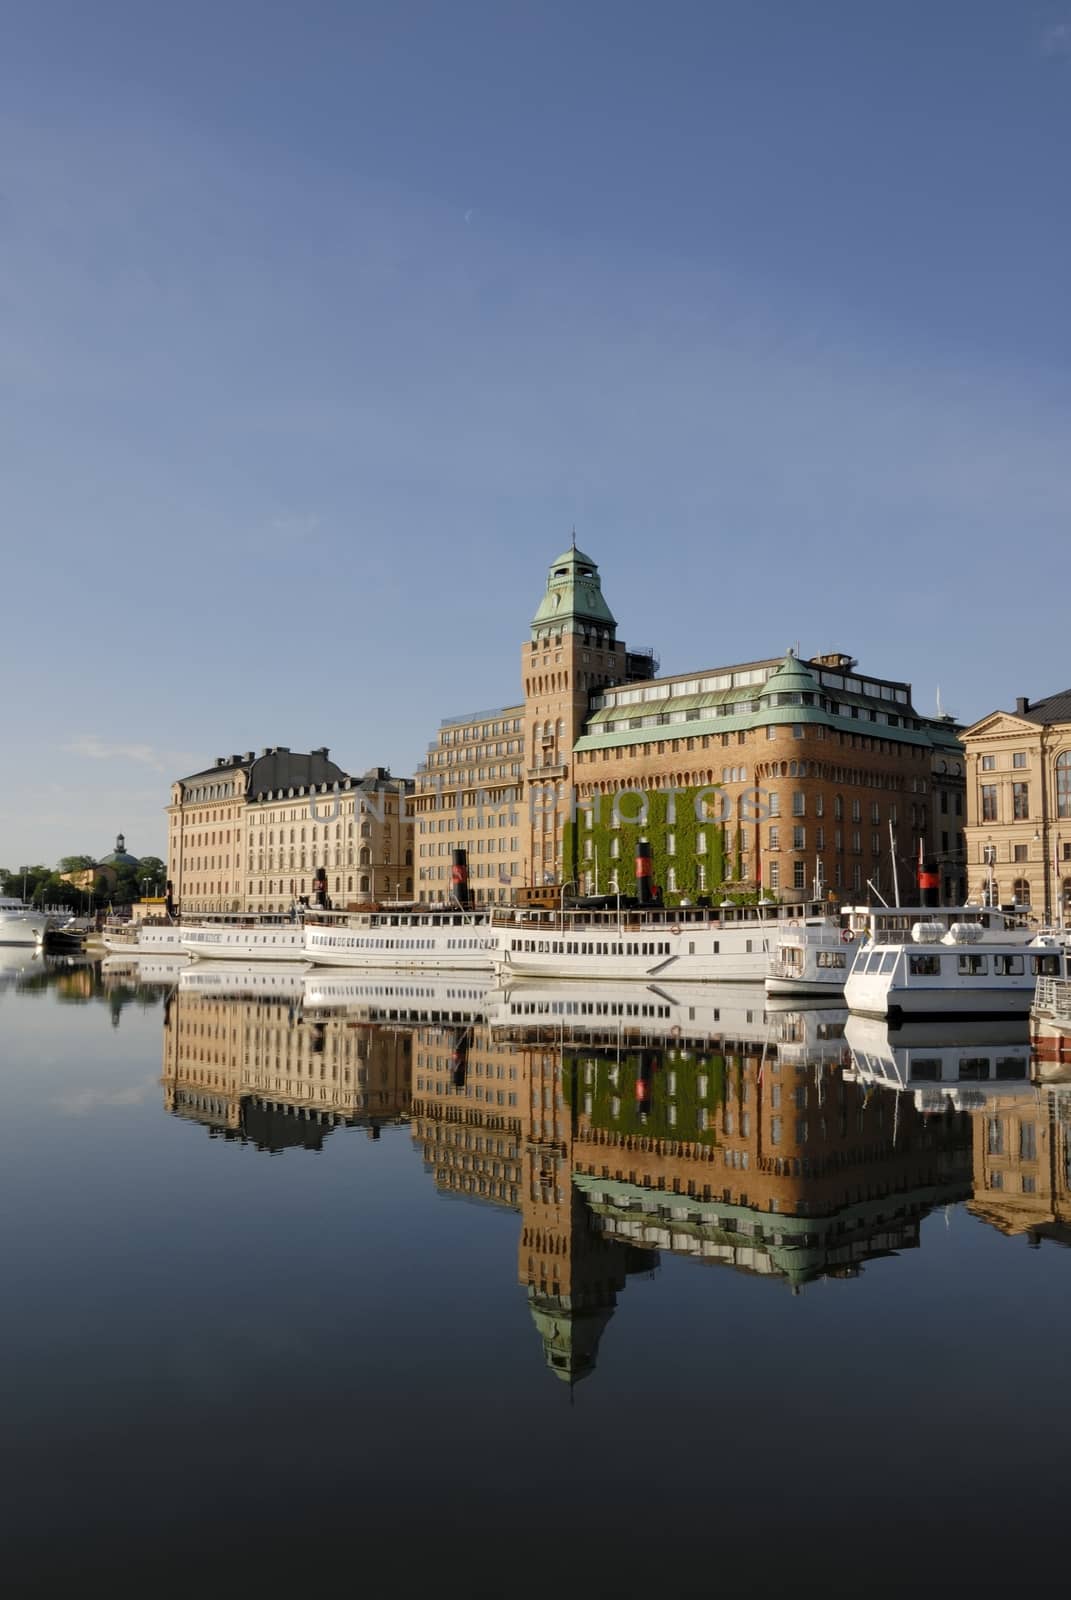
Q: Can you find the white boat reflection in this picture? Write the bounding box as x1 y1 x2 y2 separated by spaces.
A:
844 1012 1035 1111
301 969 494 1023
177 963 308 1000
100 954 189 984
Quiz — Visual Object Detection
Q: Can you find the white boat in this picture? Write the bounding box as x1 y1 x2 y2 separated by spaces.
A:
492 902 810 985
844 922 1069 1021
844 1012 1034 1111
0 895 50 946
102 919 189 955
180 920 310 962
766 903 1028 999
303 907 500 971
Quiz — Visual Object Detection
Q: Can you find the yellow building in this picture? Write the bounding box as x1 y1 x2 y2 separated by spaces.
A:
963 689 1071 922
167 748 413 915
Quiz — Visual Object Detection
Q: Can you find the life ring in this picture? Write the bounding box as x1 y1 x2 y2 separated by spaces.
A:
670 1025 681 1038
841 929 855 943
671 923 681 935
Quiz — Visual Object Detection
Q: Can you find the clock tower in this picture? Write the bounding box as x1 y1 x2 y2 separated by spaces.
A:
521 541 653 889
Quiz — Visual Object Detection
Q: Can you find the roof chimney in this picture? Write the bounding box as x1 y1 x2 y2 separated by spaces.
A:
1016 696 1029 716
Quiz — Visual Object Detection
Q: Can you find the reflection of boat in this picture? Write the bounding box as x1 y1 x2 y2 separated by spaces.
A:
844 1012 1035 1111
0 895 50 947
767 903 1027 998
100 954 188 983
486 978 848 1062
301 969 493 1022
0 944 44 989
844 925 1068 1020
177 963 308 1000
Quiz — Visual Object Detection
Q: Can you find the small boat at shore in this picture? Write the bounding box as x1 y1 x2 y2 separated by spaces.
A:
844 922 1069 1021
102 919 189 955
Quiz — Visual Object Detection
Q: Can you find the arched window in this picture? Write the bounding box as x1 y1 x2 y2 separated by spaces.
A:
1056 751 1071 819
359 846 370 866
359 875 370 894
1013 877 1031 905
1063 876 1071 909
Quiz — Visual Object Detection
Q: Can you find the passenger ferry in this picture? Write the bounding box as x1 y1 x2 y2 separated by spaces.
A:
844 1012 1034 1112
766 903 1028 999
303 907 500 972
102 918 189 956
493 900 826 986
0 895 50 947
843 922 1068 1021
180 918 310 963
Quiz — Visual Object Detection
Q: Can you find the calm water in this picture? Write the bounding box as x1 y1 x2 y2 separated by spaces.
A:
2 950 1069 1596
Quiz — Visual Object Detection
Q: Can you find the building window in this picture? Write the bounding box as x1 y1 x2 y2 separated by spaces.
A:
1057 751 1071 820
1013 877 1030 904
768 826 779 849
793 860 806 890
1013 782 1029 820
696 832 707 855
768 860 780 888
1019 1122 1037 1161
767 793 780 817
792 826 805 850
1013 844 1028 863
666 831 676 856
981 785 998 822
792 791 805 816
981 754 995 771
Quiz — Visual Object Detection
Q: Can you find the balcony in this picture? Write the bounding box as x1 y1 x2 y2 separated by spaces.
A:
527 763 568 780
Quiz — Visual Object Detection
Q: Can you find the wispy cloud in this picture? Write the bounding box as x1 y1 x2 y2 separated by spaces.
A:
65 736 193 773
1041 22 1071 57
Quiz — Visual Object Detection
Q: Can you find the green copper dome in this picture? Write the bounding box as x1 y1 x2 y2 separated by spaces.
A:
760 651 820 700
531 543 617 639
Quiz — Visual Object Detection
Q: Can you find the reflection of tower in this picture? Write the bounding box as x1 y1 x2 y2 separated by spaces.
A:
519 1044 650 1385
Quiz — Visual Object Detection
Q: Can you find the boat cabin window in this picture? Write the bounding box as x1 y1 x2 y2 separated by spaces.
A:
879 950 897 973
994 954 1024 976
909 954 942 977
1031 954 1062 977
995 1057 1027 1080
958 954 988 976
911 1059 942 1081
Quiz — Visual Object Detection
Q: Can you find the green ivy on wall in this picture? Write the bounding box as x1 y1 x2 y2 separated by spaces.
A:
564 785 764 905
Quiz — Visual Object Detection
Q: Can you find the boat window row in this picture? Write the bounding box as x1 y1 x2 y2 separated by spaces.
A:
312 935 492 950
877 951 1066 978
816 951 848 969
509 938 672 957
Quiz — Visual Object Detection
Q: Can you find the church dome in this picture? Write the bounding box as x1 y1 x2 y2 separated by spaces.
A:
99 832 141 869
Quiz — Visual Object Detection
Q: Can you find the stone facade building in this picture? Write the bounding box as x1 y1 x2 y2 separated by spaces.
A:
167 747 413 915
963 689 1071 923
414 542 965 906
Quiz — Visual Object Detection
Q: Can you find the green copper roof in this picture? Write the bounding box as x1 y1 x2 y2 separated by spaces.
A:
531 545 617 637
760 651 820 699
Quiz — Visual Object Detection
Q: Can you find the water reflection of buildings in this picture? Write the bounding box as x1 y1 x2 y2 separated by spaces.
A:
969 1085 1071 1247
412 988 974 1379
162 984 411 1153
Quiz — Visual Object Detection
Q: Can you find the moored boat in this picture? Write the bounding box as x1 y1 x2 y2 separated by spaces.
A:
0 895 50 947
102 918 189 956
766 903 1029 999
844 922 1069 1021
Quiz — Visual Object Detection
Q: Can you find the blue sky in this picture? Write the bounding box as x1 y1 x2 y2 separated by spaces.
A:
2 0 1069 867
